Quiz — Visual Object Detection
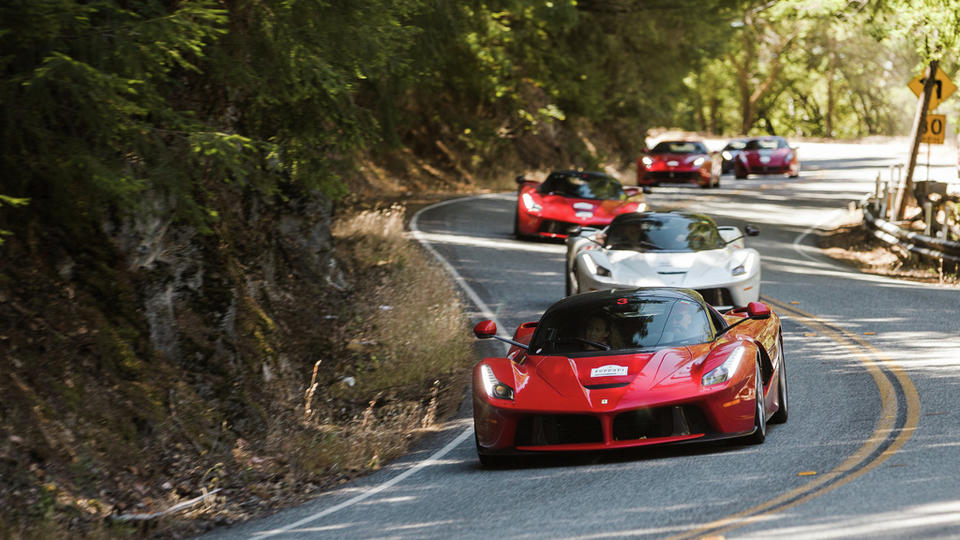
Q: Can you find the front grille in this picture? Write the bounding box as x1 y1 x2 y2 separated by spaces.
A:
538 219 575 235
612 405 708 441
696 287 733 307
515 414 604 446
647 171 700 182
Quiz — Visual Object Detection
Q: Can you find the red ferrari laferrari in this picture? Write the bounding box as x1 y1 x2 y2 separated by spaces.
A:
636 140 721 188
733 136 800 179
471 288 787 466
514 170 646 239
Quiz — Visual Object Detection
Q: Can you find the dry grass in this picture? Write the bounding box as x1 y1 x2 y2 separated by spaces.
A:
330 204 472 398
0 201 474 539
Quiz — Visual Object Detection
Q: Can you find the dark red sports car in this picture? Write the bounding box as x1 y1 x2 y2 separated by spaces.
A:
471 288 787 466
514 170 646 239
637 140 720 188
733 136 800 179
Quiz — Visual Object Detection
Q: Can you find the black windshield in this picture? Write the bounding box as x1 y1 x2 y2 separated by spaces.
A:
605 214 725 252
539 172 626 200
724 140 747 151
745 138 786 150
650 141 707 154
530 295 714 355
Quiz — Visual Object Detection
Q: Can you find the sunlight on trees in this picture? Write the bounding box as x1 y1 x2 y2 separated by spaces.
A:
3 0 960 242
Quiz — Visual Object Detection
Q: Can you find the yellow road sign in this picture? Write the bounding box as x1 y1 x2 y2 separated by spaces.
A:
920 114 946 144
908 66 957 110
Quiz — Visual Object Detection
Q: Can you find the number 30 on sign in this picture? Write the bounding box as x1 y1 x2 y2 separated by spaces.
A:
921 114 946 144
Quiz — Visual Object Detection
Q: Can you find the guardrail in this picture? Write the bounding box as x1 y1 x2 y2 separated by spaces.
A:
862 164 960 266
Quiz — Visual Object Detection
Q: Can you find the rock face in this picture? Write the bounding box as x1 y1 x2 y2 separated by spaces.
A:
102 188 344 373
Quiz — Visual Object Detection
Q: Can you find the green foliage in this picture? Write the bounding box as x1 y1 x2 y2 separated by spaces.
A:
1 0 952 246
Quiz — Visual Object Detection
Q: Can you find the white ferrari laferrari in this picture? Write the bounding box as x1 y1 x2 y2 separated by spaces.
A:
565 212 761 309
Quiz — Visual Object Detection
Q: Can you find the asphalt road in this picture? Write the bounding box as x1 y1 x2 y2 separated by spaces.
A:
206 140 960 539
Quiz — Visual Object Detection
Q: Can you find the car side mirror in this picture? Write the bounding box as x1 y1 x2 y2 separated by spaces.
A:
746 302 771 319
515 175 526 185
641 185 652 194
745 224 759 236
473 320 497 338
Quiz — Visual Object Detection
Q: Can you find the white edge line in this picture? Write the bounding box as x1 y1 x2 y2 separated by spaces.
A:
250 193 506 538
252 428 473 538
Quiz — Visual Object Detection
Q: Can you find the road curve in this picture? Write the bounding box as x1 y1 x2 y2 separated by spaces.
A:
205 141 960 539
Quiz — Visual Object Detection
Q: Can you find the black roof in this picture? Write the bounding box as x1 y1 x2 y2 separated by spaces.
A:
607 211 716 226
547 170 615 179
543 287 706 316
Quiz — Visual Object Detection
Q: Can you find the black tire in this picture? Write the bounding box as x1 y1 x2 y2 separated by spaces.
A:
734 165 747 180
513 209 527 240
770 337 789 424
744 361 767 444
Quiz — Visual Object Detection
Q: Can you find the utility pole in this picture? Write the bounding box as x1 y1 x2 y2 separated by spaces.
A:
895 59 938 221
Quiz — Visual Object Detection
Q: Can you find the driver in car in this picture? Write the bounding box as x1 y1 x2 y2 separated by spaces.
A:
580 315 612 351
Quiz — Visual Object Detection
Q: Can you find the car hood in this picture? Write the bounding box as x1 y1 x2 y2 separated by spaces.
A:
540 195 638 217
589 248 752 287
515 347 704 409
648 153 704 166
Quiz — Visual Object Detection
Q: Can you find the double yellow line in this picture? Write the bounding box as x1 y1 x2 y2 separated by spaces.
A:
667 297 920 540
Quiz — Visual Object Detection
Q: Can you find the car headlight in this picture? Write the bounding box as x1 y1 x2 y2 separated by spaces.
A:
731 264 747 276
641 156 653 166
634 202 647 212
693 157 706 167
481 364 514 400
582 254 612 277
521 192 542 213
702 346 746 386
721 151 733 161
784 151 794 162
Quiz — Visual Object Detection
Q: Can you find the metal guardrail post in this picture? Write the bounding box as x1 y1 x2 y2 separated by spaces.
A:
874 172 882 215
880 180 889 217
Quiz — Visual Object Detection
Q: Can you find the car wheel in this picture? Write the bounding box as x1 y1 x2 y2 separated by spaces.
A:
744 361 766 444
770 338 789 424
513 209 526 240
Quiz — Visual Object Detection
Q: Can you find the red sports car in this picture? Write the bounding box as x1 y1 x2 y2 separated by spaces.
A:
514 170 646 239
471 288 787 466
733 136 800 179
637 140 721 188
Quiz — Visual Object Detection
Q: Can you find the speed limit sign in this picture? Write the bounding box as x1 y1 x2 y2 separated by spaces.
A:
921 114 946 144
